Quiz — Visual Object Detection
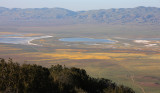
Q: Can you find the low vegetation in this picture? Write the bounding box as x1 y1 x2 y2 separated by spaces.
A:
0 58 135 93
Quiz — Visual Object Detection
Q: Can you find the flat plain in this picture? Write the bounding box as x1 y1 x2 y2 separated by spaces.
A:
0 24 160 93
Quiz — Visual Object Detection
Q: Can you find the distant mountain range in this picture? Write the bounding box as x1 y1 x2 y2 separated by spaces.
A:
0 6 160 26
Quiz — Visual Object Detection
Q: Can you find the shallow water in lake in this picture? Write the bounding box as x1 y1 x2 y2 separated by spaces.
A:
0 35 52 45
59 38 115 44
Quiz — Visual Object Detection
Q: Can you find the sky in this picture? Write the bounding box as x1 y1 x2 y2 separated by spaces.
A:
0 0 160 11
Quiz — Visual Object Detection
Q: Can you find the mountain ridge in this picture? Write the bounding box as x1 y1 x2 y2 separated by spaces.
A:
0 6 160 26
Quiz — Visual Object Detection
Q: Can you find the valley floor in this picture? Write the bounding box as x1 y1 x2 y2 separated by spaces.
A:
0 25 160 93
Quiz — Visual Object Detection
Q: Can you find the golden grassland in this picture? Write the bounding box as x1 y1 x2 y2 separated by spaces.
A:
0 45 22 51
0 32 13 35
0 32 42 37
18 49 160 61
23 33 42 37
0 46 160 93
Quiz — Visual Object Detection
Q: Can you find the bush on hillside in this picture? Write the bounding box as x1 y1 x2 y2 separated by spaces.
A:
0 58 135 93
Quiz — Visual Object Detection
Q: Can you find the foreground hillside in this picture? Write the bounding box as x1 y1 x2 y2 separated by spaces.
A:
0 58 135 93
0 6 160 26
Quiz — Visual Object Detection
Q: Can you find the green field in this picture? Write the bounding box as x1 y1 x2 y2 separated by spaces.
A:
0 24 160 93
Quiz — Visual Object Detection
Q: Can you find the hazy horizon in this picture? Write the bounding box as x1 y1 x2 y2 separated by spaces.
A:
0 6 159 12
0 0 160 11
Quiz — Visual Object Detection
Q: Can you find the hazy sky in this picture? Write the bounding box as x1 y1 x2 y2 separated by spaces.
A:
0 0 160 11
